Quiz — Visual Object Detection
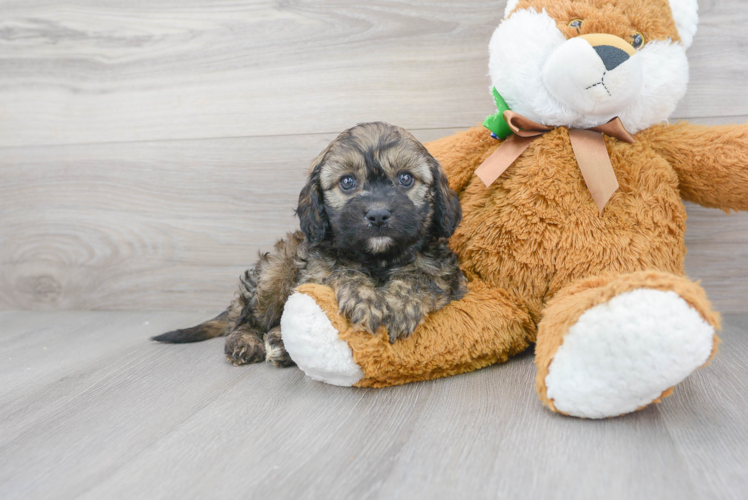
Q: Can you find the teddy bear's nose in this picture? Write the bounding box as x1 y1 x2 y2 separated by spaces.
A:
593 45 630 71
579 33 637 72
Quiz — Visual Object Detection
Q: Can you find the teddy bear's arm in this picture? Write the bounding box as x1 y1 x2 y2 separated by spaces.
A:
282 279 535 388
639 122 748 211
425 126 500 195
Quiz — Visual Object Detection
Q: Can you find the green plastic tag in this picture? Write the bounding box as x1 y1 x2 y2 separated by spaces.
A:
483 88 512 139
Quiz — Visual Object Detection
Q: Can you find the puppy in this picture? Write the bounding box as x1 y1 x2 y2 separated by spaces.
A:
153 122 466 367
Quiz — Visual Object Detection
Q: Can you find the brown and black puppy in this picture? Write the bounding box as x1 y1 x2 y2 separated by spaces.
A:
153 122 466 367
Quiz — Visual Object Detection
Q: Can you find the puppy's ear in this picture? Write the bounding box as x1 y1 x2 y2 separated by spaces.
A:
430 159 462 239
296 153 330 243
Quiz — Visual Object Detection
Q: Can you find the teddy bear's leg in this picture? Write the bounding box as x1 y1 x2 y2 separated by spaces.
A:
280 280 535 388
535 271 721 419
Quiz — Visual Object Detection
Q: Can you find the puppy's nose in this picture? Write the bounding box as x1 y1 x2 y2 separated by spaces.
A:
365 208 391 227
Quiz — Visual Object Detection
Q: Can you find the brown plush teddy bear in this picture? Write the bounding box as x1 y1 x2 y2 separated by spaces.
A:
279 0 748 418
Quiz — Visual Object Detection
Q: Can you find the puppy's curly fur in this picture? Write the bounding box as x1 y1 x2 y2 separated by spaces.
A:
153 122 466 367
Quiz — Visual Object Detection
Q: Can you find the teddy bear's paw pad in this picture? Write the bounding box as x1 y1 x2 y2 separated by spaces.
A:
280 292 364 387
545 289 715 419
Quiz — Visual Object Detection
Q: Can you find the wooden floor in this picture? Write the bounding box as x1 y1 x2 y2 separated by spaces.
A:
3 0 748 498
1 311 747 500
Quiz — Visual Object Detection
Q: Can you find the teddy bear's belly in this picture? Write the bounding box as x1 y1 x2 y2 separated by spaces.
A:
451 139 687 316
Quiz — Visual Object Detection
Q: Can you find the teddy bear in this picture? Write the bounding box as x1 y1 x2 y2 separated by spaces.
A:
278 0 748 418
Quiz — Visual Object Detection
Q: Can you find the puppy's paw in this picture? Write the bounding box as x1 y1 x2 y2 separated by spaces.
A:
225 330 266 366
384 306 424 343
265 327 296 368
348 303 387 335
336 286 387 335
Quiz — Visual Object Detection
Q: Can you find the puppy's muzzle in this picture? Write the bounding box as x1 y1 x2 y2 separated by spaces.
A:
360 185 397 228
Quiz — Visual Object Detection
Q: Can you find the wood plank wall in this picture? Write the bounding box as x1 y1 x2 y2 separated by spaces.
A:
1 0 747 312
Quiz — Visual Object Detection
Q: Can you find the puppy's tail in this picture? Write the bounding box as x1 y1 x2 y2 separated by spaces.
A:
152 309 230 343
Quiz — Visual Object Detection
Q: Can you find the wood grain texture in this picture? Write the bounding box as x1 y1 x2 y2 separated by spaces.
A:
0 130 453 311
1 0 747 312
0 0 746 148
2 125 748 312
683 202 748 314
0 134 323 310
1 311 746 500
658 314 748 500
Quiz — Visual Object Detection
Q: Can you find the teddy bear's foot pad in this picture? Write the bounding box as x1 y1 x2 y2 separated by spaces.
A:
545 289 715 419
281 292 364 386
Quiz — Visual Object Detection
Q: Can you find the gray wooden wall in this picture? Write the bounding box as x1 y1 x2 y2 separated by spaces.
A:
1 0 747 312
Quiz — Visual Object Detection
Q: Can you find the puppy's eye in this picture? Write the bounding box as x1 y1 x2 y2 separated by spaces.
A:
631 32 645 49
569 19 583 31
339 175 356 191
398 172 414 188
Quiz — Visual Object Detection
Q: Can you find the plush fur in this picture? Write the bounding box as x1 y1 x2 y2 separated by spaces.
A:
281 291 365 386
491 0 690 132
279 0 748 418
284 280 534 387
535 270 720 417
153 122 466 364
668 0 699 49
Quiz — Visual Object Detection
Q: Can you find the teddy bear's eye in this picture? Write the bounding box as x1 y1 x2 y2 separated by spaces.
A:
631 32 645 49
569 19 583 32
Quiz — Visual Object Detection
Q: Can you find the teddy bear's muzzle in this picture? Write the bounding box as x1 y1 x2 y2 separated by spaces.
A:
543 33 643 117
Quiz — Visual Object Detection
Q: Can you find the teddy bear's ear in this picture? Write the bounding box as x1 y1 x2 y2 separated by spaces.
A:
668 0 699 49
503 0 520 19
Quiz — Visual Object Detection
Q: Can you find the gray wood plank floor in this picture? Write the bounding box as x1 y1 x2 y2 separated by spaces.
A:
1 311 747 500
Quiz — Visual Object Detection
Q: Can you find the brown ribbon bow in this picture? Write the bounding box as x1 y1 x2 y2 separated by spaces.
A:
475 111 635 214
